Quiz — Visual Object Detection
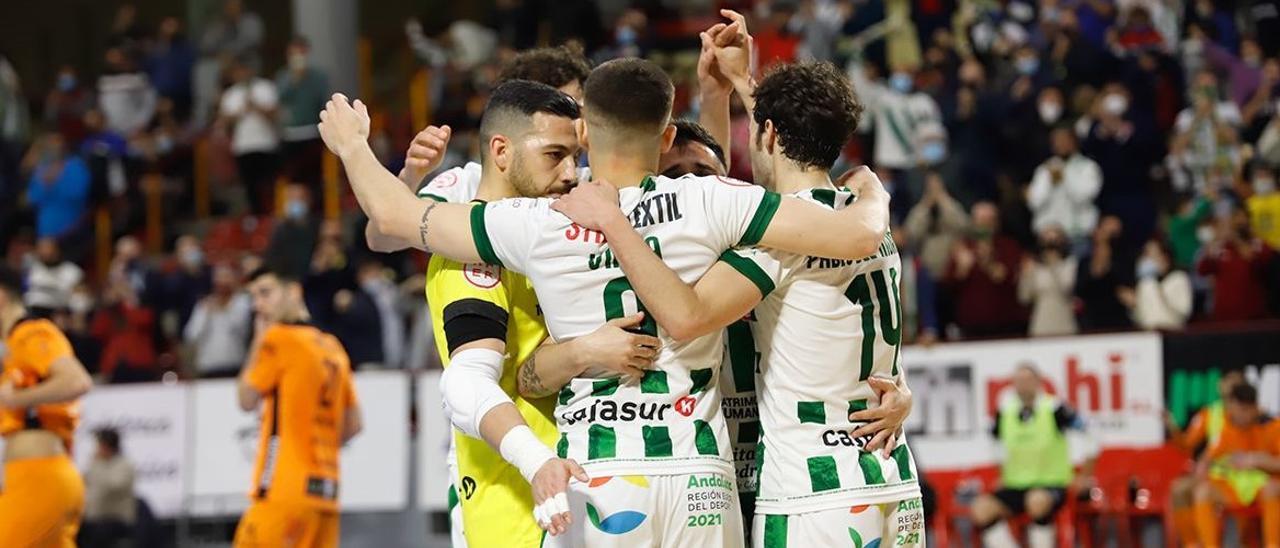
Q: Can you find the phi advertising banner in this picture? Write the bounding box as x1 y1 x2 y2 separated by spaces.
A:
187 371 410 516
902 332 1164 471
72 382 188 517
417 370 454 512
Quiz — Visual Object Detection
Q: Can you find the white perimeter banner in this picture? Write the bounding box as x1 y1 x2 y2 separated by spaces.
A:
186 371 410 516
902 332 1164 471
72 382 188 517
417 370 453 512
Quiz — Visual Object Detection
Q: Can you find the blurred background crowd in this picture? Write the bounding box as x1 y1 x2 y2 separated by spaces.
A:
1 0 1279 385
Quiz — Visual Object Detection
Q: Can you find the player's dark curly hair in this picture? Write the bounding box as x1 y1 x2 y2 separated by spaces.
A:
672 119 726 169
497 45 592 90
752 61 863 170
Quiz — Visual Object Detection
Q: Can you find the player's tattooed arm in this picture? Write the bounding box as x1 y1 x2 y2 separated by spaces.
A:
368 125 452 253
759 166 891 260
319 93 481 262
516 315 660 399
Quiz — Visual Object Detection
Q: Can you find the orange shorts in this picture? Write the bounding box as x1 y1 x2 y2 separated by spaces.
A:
0 455 85 548
233 500 339 548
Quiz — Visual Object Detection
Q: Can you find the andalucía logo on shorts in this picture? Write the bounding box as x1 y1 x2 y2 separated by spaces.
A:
585 503 646 535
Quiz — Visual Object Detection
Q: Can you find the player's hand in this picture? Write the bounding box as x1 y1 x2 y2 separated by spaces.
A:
531 458 589 536
551 179 624 232
849 376 913 458
697 28 732 98
398 124 451 186
317 93 371 160
836 166 888 199
710 10 753 90
576 313 661 384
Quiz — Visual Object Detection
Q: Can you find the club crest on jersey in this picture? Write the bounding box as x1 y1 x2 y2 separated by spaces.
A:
463 263 500 289
430 171 458 188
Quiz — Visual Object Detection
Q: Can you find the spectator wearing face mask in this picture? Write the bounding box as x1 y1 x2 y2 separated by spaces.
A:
97 46 157 137
849 60 947 202
1121 238 1192 329
1198 210 1276 322
1246 163 1280 249
1075 215 1136 331
355 260 404 368
44 66 94 146
154 235 213 335
1084 83 1160 246
184 263 251 378
146 17 195 120
276 36 330 194
942 201 1027 338
905 172 970 278
217 56 279 215
1007 86 1068 184
24 134 91 242
24 238 83 314
1028 127 1102 244
265 184 319 280
1019 225 1079 337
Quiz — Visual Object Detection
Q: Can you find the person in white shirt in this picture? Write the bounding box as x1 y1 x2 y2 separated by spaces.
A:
1120 239 1192 330
1027 127 1102 243
218 57 279 215
1018 225 1079 337
80 428 136 548
24 238 83 313
183 263 252 377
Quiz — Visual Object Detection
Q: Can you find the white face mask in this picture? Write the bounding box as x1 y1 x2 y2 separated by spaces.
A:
1255 177 1277 195
288 53 307 71
1197 225 1215 243
1103 94 1129 116
1039 102 1063 123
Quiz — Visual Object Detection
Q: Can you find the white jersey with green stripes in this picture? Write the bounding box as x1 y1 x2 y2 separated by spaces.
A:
416 162 484 203
725 187 921 515
469 174 783 479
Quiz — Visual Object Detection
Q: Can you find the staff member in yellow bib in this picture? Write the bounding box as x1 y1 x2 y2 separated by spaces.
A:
971 364 1096 548
1165 369 1245 545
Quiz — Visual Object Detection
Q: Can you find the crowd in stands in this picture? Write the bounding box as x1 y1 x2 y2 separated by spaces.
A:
2 0 1280 383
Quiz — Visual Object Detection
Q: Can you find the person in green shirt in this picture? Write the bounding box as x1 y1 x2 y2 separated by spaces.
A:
276 36 331 193
1167 192 1215 269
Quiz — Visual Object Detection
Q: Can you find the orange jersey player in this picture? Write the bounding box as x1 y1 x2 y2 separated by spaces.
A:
1192 382 1280 548
233 266 363 548
0 268 94 547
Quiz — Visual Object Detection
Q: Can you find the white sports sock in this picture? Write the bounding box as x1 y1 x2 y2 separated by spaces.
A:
1027 524 1055 548
981 521 1019 548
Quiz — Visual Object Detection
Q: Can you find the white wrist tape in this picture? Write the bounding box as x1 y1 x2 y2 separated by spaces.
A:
499 425 557 484
439 348 508 439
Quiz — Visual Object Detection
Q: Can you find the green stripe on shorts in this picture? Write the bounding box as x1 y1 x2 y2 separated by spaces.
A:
693 420 719 455
643 425 673 457
807 455 840 492
588 424 616 459
763 514 788 548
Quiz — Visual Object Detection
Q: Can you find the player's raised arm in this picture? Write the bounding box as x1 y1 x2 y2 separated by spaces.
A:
757 167 891 260
318 94 482 263
366 125 453 252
